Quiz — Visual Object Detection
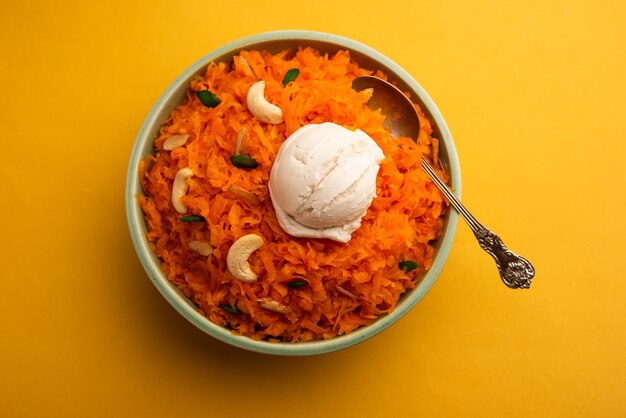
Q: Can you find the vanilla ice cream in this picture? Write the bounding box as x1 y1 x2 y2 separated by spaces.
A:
268 122 385 243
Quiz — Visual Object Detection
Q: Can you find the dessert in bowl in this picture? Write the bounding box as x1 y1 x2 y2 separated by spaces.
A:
126 31 460 355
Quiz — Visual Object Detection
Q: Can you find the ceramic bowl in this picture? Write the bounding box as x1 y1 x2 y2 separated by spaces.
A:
126 30 460 355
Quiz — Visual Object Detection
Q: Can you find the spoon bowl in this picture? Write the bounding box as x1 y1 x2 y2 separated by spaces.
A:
352 75 421 140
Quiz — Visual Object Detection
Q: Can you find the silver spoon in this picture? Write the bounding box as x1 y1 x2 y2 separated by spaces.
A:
352 75 535 289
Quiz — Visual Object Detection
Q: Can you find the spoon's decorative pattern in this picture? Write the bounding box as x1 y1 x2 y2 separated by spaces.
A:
475 227 534 289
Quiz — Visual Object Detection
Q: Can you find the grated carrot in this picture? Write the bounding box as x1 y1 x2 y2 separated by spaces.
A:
138 47 448 342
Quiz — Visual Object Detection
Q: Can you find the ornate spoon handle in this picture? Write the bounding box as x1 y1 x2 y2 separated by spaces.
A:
421 157 535 289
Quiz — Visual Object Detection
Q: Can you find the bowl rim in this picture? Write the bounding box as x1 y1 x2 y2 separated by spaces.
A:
125 30 460 356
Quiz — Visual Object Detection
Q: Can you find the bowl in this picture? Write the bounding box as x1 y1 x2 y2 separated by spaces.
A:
126 30 460 356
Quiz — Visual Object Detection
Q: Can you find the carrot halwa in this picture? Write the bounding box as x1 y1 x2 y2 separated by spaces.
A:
138 48 447 342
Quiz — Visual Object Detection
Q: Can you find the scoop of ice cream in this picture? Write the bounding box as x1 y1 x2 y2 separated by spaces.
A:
268 122 385 243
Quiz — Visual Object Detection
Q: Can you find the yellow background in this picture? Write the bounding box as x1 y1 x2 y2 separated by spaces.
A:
1 0 625 416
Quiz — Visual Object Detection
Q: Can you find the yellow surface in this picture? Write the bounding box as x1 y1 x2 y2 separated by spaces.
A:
1 0 625 416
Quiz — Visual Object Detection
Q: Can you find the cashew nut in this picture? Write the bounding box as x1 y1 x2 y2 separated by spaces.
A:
227 234 264 282
172 167 194 213
246 81 283 124
163 134 190 150
188 240 213 256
